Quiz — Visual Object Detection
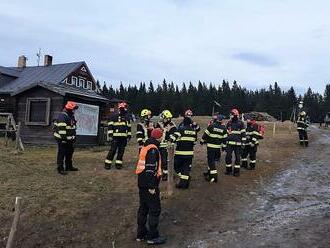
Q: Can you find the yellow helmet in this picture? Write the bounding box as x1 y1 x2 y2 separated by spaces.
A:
161 110 173 119
300 111 306 116
140 109 151 117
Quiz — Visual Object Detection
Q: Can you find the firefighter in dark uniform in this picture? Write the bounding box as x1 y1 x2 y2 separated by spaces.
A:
297 111 309 147
171 117 197 189
225 108 246 176
53 101 79 175
178 109 201 132
241 117 263 170
104 102 131 169
136 128 167 245
158 110 177 181
200 114 228 182
136 109 154 153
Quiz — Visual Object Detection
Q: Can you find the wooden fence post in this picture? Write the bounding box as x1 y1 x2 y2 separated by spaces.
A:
167 145 174 196
5 116 9 146
15 122 24 152
6 197 22 248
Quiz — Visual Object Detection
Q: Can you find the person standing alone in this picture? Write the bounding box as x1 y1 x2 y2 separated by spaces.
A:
53 101 79 175
136 128 167 245
104 102 132 169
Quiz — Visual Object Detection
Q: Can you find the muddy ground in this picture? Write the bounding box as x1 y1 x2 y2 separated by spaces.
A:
1 119 329 248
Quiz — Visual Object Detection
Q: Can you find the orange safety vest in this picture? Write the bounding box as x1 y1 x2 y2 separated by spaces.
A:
136 144 162 178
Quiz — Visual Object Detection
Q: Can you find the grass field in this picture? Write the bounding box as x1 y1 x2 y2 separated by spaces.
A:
0 117 300 247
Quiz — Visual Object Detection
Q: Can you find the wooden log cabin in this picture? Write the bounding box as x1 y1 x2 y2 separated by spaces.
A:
0 55 118 145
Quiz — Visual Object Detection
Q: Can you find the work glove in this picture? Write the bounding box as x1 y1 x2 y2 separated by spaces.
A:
107 135 113 142
250 143 255 148
127 136 131 142
61 140 67 144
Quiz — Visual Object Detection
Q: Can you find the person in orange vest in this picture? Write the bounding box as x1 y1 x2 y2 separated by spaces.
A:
135 128 167 245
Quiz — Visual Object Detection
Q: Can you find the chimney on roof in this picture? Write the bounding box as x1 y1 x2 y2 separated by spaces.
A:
44 55 53 66
17 55 27 68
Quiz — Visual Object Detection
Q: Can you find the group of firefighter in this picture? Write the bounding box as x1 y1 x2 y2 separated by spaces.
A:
103 102 265 187
53 101 310 245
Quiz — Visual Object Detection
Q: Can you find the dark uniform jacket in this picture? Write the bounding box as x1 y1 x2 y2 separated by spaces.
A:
108 113 132 139
297 116 309 131
171 125 197 156
159 121 177 148
53 110 77 143
178 120 201 133
246 123 263 146
226 118 246 146
138 138 161 189
136 120 154 146
201 121 228 149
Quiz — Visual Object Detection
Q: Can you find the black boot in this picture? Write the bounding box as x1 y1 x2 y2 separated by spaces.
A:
233 167 240 177
147 236 167 245
250 163 255 170
57 166 67 175
104 163 111 170
241 161 248 169
66 166 78 171
203 171 210 181
225 166 232 175
305 141 308 147
115 164 123 169
209 174 218 183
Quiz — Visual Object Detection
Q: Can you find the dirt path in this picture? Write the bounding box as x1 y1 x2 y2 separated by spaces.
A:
3 122 328 248
184 127 330 248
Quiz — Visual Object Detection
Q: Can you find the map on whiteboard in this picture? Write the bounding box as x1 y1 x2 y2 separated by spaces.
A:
75 103 99 136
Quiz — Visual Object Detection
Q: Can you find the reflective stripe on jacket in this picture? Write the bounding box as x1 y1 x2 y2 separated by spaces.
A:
173 126 197 156
201 121 227 149
53 111 77 142
108 113 131 138
226 119 246 146
297 117 309 130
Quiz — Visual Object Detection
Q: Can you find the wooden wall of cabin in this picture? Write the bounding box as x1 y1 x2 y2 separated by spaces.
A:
15 87 64 145
0 94 16 114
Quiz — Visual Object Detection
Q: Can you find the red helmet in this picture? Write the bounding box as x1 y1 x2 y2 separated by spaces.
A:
184 109 193 117
231 108 239 116
118 102 128 110
151 128 163 139
65 101 78 110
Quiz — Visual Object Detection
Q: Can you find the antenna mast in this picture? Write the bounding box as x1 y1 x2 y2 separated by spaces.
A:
36 48 42 66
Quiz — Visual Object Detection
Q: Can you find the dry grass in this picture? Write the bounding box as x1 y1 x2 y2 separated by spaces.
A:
0 117 299 247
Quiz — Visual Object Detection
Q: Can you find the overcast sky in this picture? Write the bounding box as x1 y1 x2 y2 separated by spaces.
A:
0 0 329 93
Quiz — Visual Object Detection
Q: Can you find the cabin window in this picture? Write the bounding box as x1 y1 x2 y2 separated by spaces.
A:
25 98 51 126
64 78 73 85
87 81 93 90
72 76 78 86
78 78 85 88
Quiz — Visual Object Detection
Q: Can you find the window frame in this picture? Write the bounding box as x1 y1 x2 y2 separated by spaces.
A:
87 81 93 90
71 76 78 86
25 98 51 126
78 78 85 88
